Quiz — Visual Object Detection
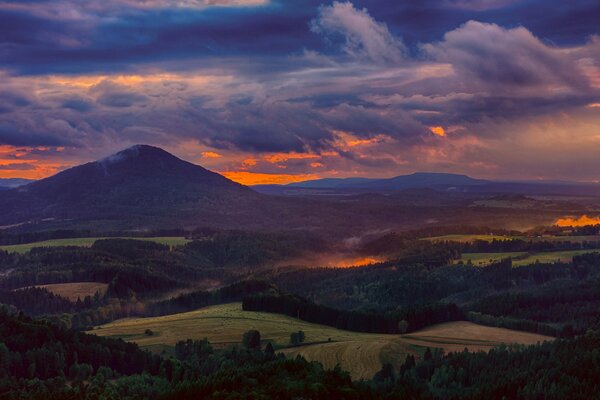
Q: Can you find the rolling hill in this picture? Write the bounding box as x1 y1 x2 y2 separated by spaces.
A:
95 302 553 380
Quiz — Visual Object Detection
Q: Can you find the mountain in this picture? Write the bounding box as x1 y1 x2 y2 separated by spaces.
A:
0 145 262 230
286 172 488 191
0 178 34 190
287 177 378 189
255 173 600 197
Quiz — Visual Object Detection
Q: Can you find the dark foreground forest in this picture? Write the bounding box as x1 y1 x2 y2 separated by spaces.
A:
2 307 600 399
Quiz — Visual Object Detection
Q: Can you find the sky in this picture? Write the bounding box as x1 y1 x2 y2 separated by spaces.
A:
0 0 599 184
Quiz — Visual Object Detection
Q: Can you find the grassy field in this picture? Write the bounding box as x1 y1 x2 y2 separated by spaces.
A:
538 235 600 243
0 237 190 253
460 249 599 266
32 282 108 301
94 303 552 380
423 234 521 243
400 321 551 353
459 252 528 266
425 234 600 244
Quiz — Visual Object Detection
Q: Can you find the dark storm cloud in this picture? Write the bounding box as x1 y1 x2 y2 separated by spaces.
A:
62 97 95 112
1 0 598 74
0 91 31 113
0 123 71 147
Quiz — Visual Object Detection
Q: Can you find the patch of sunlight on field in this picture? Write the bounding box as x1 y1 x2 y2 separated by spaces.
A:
425 234 600 245
459 250 599 266
0 237 190 253
401 321 552 353
32 282 108 301
94 303 554 380
459 252 527 266
512 250 599 266
423 234 520 243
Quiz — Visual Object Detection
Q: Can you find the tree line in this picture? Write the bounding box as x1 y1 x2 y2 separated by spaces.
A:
242 291 464 334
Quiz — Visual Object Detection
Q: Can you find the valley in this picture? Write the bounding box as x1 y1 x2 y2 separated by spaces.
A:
3 1 599 397
0 146 599 398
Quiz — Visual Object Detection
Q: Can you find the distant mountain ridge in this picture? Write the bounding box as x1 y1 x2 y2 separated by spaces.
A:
287 172 488 190
254 173 600 197
0 178 34 189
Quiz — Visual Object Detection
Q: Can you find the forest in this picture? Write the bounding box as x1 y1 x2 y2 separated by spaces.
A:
2 304 600 399
1 233 600 398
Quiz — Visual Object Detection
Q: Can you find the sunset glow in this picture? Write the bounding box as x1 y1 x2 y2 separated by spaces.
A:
555 215 600 227
430 126 447 137
201 151 223 159
0 146 70 179
221 171 320 185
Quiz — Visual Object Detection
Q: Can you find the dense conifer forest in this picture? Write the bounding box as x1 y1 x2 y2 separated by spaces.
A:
1 235 600 398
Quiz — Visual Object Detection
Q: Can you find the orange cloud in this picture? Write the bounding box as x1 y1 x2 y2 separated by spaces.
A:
221 171 320 185
555 215 600 227
333 131 390 149
241 158 258 168
264 152 321 164
0 145 69 179
430 126 446 137
310 162 324 168
201 151 223 159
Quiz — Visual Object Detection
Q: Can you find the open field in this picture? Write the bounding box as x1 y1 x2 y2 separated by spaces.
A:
460 249 599 266
537 235 600 243
459 252 527 266
0 237 190 253
425 234 600 244
32 282 108 301
94 303 552 380
423 234 520 243
401 321 552 353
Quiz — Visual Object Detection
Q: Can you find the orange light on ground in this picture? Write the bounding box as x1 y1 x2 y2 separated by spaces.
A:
326 256 384 268
555 215 600 227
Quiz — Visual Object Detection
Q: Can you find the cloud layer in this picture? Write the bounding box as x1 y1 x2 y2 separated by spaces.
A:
0 0 599 183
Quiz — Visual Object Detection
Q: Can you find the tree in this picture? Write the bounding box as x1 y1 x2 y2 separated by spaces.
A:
290 331 305 345
264 342 275 358
242 330 261 350
373 363 396 383
399 354 416 375
398 320 408 334
424 348 432 361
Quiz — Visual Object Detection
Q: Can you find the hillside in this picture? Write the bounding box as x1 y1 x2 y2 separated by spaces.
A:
95 302 552 380
0 145 265 230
